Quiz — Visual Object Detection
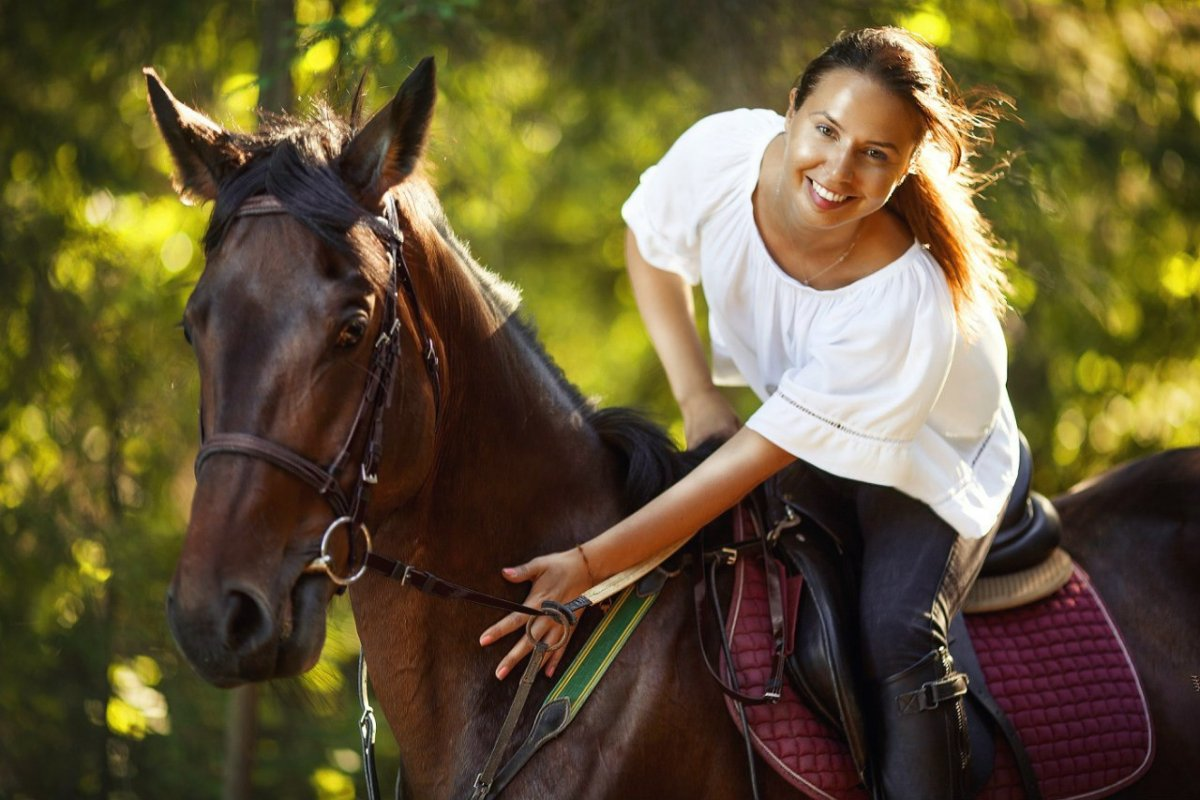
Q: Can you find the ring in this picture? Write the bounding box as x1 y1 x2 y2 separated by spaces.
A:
309 516 373 586
523 603 574 652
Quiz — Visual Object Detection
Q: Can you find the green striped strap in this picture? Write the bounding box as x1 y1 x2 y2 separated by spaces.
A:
484 583 661 798
547 584 659 715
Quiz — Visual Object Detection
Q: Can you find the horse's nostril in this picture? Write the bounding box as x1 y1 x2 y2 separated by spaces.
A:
222 589 272 652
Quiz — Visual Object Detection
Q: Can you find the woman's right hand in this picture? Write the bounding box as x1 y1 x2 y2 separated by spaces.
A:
679 387 740 449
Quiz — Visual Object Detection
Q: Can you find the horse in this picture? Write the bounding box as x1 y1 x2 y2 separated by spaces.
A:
146 59 1200 799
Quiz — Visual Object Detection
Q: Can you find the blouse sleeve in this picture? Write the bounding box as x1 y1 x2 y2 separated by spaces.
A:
745 266 957 487
621 111 769 285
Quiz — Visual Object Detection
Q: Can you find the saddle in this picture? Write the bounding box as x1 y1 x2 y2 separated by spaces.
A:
714 438 1153 800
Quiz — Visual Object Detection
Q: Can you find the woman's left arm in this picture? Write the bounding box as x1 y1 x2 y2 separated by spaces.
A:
480 426 795 678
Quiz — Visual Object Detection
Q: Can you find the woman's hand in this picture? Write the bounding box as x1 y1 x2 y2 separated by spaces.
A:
479 548 593 680
679 387 740 448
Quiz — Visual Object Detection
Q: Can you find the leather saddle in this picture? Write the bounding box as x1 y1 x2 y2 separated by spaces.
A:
768 433 1060 797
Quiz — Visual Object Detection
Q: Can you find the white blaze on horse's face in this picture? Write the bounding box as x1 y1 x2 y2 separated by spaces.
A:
146 60 438 685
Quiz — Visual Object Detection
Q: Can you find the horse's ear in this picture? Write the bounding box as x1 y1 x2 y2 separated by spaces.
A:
144 68 245 204
339 57 436 206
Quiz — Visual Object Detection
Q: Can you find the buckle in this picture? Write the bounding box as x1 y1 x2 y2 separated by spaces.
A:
375 318 402 348
900 673 970 713
361 463 379 485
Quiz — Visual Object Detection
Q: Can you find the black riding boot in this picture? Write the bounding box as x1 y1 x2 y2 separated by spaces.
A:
873 646 971 800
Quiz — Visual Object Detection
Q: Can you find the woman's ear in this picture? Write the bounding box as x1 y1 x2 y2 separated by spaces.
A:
144 68 246 204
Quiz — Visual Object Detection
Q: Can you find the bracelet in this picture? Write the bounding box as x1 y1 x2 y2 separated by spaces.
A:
576 544 598 585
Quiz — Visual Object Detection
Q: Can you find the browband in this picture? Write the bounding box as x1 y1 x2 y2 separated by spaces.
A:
233 194 288 216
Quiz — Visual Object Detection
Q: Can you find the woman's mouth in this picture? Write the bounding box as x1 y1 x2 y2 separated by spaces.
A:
809 177 852 209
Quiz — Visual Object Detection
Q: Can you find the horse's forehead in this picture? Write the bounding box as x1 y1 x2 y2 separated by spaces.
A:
201 215 330 304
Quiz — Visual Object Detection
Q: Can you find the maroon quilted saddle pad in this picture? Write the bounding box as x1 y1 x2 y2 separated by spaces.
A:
721 524 1154 799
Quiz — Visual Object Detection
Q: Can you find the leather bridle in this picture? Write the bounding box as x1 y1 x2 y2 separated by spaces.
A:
192 192 441 584
189 191 579 800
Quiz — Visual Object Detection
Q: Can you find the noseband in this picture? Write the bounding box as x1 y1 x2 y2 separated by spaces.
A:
193 192 441 584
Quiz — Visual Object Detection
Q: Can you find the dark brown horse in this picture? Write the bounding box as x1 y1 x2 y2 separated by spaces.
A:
147 60 1199 798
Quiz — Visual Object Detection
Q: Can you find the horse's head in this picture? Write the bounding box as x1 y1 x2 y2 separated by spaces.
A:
147 60 440 686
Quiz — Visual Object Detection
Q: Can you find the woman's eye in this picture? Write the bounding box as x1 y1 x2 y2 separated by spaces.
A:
866 148 888 161
816 124 834 137
336 316 369 348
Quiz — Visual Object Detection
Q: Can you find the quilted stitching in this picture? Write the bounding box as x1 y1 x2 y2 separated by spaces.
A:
721 510 1152 800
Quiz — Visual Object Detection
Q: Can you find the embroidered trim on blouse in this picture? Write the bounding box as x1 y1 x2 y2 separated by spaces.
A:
777 391 911 446
969 421 997 468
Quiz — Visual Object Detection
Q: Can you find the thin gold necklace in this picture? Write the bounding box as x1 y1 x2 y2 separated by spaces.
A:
775 166 863 286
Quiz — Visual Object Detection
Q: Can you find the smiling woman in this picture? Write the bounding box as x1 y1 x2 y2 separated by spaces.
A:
480 26 1019 800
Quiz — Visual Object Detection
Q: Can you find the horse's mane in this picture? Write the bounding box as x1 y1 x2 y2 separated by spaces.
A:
202 104 379 256
199 102 697 513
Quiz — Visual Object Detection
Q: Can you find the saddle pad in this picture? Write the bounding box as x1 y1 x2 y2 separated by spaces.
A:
722 547 1153 799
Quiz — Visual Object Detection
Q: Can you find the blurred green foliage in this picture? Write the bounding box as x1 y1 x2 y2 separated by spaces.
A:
1 0 1197 797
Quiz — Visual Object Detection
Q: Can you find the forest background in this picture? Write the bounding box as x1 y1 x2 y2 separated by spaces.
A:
1 1 1197 798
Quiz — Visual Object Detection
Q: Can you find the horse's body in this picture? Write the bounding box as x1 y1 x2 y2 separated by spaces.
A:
147 61 1199 799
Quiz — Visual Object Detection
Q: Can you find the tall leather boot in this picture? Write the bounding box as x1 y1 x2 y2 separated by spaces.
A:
872 646 971 800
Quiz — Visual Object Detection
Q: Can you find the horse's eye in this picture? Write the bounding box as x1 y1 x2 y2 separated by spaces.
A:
337 316 369 348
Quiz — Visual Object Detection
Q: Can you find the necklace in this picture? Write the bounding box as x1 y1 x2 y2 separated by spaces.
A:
774 166 863 286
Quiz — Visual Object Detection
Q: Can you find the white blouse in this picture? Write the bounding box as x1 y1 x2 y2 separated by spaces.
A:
621 109 1018 539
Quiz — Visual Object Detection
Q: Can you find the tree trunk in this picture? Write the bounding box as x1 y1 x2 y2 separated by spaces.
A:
222 685 259 800
257 0 295 117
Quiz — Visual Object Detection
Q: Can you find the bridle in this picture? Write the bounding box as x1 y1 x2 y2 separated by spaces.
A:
193 192 441 585
189 190 580 800
189 191 572 623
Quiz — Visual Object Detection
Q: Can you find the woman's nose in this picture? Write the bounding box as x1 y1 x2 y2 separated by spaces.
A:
828 147 855 181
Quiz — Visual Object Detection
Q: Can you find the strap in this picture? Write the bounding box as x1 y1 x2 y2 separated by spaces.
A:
357 651 384 800
896 672 969 714
484 585 662 798
471 642 549 799
196 433 351 516
364 552 573 621
690 510 789 705
950 616 1042 800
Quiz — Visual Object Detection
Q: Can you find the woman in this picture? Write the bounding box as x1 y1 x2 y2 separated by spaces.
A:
481 27 1018 799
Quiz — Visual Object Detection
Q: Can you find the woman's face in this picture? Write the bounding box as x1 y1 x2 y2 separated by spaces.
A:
780 68 923 230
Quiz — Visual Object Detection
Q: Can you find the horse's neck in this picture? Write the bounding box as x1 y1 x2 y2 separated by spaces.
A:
353 294 628 792
434 315 621 546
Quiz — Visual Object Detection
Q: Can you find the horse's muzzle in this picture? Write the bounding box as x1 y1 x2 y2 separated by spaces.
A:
166 572 332 687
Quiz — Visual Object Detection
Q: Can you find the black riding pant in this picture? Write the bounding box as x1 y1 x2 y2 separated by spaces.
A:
786 463 996 681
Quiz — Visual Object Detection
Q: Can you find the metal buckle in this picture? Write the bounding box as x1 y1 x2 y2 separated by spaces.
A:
361 463 379 485
304 516 373 586
375 318 401 349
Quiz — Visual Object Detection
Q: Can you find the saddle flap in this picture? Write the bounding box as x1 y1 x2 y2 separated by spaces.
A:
776 528 871 784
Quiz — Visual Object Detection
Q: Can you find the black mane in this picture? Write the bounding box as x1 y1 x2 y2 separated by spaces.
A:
202 105 389 255
203 103 699 513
